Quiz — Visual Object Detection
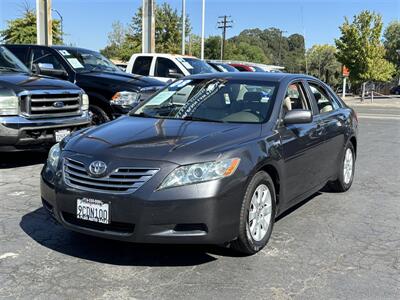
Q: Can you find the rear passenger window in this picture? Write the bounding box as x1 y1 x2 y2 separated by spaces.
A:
308 82 340 114
155 57 182 77
132 56 152 76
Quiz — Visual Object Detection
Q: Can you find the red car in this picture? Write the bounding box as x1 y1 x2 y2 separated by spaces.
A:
229 63 265 72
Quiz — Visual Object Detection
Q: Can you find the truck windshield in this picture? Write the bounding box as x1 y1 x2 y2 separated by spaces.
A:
57 48 121 73
176 57 217 75
0 46 30 73
131 78 278 124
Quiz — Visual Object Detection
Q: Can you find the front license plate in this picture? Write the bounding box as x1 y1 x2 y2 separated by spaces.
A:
76 198 110 224
55 129 71 142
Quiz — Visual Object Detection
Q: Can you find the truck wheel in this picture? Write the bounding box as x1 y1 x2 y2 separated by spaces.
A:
89 105 110 125
230 171 276 255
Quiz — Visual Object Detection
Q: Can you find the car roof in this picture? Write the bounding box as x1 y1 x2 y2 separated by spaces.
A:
133 53 198 59
3 44 97 53
185 72 317 83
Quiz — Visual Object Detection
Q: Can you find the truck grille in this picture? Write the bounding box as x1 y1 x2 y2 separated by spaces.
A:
21 92 82 118
63 158 159 194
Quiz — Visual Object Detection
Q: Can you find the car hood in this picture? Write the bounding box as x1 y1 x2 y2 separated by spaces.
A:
0 73 81 93
65 116 261 165
76 71 165 90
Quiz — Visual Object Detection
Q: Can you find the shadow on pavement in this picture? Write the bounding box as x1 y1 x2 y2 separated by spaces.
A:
20 207 228 267
0 150 48 169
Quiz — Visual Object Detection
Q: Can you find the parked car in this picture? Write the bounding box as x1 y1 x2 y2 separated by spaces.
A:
206 61 239 72
41 72 358 255
228 63 258 72
390 85 400 95
0 46 90 152
126 53 217 83
3 45 165 124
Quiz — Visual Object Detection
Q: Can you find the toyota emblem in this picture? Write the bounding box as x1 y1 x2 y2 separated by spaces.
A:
88 161 107 177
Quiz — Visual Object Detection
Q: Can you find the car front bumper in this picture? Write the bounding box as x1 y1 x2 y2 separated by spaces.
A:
40 155 247 245
0 112 91 151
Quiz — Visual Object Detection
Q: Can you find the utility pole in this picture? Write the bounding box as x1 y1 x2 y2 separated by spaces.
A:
217 15 233 60
200 0 205 59
36 0 52 45
181 0 186 55
142 0 155 53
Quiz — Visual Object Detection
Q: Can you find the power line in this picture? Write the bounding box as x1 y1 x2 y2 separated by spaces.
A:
217 15 233 60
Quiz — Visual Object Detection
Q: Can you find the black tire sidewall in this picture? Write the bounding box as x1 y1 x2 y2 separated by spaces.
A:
89 105 110 125
240 171 276 253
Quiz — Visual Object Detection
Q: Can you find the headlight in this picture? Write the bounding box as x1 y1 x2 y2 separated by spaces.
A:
111 91 140 107
159 158 240 190
0 88 18 116
82 93 89 111
48 143 61 169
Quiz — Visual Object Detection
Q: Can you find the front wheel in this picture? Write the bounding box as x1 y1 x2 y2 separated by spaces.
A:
231 171 276 255
330 142 355 192
89 104 110 125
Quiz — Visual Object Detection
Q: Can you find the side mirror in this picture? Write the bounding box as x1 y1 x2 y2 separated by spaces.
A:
168 69 183 79
34 63 68 78
283 109 312 125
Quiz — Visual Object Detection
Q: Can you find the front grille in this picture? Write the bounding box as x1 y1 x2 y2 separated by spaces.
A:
63 158 159 194
62 212 135 234
21 92 82 118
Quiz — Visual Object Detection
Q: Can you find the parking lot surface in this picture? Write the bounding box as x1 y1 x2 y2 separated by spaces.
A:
0 103 399 300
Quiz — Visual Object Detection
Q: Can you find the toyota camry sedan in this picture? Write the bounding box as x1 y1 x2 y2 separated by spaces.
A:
41 73 358 255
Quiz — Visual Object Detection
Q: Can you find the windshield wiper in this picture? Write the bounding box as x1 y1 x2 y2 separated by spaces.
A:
0 67 23 73
182 116 226 123
131 112 154 118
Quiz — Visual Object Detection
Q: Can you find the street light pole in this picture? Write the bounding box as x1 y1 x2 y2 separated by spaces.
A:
200 0 205 60
181 0 186 55
52 8 63 44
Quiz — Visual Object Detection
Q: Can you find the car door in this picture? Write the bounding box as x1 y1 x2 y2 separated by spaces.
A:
277 80 326 204
306 80 347 180
153 57 184 83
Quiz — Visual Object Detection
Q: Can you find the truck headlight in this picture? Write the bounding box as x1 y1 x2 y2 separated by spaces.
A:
159 158 240 190
111 91 140 107
0 88 18 115
82 93 89 111
48 143 61 169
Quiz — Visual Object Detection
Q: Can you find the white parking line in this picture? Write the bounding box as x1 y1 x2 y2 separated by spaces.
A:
0 252 19 260
358 113 400 120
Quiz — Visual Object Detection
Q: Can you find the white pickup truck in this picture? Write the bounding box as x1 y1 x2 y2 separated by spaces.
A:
126 53 216 83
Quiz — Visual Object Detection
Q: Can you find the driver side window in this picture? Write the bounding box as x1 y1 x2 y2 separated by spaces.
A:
31 48 65 71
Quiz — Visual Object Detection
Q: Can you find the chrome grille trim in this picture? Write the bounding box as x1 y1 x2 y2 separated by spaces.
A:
63 158 159 194
19 90 82 119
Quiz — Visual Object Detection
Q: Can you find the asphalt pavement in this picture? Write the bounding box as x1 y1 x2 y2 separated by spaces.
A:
0 102 399 300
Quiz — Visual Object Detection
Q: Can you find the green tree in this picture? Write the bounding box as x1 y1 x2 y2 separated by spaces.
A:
383 21 400 75
225 41 269 63
307 44 341 85
335 11 395 85
126 2 191 54
0 9 62 44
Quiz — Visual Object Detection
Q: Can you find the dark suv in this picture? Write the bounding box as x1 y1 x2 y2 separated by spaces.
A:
0 46 90 152
4 45 165 124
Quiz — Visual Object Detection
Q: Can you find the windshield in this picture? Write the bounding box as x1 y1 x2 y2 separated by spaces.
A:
0 46 30 73
57 48 121 73
131 78 278 124
176 57 216 75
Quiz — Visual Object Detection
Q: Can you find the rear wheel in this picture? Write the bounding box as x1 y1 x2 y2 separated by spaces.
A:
89 104 110 125
330 142 355 192
231 171 276 255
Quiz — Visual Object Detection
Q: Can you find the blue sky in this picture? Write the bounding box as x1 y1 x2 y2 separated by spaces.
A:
1 0 399 51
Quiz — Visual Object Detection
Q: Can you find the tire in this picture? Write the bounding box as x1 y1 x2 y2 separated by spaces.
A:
89 104 110 125
330 142 355 192
230 171 276 255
